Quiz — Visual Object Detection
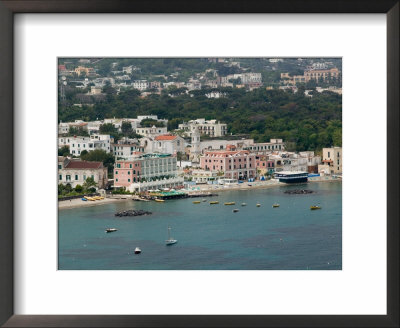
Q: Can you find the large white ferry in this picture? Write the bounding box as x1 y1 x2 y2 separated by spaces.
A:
274 171 308 183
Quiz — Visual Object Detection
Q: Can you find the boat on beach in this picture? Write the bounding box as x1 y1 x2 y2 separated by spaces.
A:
105 228 118 233
166 226 178 246
310 205 321 210
224 202 235 205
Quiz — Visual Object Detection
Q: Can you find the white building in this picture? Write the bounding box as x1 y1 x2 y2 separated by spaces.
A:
58 134 112 156
58 122 69 135
178 118 228 137
244 139 285 152
132 80 149 91
136 125 168 137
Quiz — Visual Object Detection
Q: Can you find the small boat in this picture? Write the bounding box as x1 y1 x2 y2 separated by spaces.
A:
105 228 118 233
155 198 165 202
210 201 219 204
310 205 322 210
224 202 236 205
134 247 141 254
192 201 201 204
233 209 239 213
166 226 178 246
81 198 87 201
202 199 207 202
256 204 261 207
272 204 280 208
85 197 95 201
241 203 247 206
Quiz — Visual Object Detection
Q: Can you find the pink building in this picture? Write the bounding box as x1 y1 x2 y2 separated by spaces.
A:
200 149 256 180
114 160 141 187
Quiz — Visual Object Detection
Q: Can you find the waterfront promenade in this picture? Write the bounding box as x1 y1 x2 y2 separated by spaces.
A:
59 176 341 210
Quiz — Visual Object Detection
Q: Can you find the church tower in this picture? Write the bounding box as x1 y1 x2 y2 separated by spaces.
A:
190 126 201 162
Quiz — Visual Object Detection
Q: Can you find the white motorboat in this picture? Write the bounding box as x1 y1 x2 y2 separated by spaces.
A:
166 226 178 246
134 247 141 254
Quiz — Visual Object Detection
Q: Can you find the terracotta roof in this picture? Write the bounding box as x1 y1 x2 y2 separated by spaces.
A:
155 135 177 141
65 160 103 169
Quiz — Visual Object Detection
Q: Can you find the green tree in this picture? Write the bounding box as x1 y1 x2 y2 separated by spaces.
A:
121 121 133 136
99 123 117 135
75 184 83 193
83 177 97 191
80 150 88 157
58 146 70 156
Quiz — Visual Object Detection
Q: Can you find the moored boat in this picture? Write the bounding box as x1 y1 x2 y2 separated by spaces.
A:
105 228 118 233
310 205 321 210
210 201 219 204
134 247 141 254
155 198 165 202
241 203 247 206
166 226 177 246
224 202 235 205
256 203 261 207
233 209 239 213
193 201 201 204
272 204 280 208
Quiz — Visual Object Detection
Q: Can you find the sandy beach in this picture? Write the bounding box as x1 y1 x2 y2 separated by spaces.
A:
58 196 133 210
58 177 340 210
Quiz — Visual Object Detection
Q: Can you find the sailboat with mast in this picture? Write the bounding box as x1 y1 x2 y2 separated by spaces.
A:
165 226 178 246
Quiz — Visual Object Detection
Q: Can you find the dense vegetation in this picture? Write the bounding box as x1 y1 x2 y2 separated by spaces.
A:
59 86 341 151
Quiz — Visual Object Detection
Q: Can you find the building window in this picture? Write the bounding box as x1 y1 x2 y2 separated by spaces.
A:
116 178 118 182
91 175 94 179
128 171 131 175
83 175 86 180
129 164 132 168
328 151 330 157
75 175 78 180
115 171 118 174
128 179 131 182
58 164 62 169
59 175 62 180
66 175 71 181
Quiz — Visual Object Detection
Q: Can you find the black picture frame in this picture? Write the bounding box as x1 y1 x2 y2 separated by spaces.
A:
0 1 398 327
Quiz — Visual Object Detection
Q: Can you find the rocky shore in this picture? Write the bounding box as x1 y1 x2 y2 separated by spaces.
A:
114 209 152 217
284 189 314 194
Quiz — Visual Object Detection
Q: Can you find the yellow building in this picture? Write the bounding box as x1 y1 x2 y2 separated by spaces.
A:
320 147 342 175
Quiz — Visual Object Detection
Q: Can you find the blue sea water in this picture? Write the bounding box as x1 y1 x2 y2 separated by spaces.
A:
58 182 342 270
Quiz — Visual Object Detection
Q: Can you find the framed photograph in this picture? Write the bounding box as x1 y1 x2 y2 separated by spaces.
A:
0 1 398 327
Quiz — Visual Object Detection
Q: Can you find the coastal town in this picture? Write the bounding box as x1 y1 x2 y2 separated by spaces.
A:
58 58 342 270
58 114 342 207
58 58 342 207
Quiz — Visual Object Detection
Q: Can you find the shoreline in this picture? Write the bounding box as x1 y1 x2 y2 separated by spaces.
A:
58 196 133 210
58 177 341 210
